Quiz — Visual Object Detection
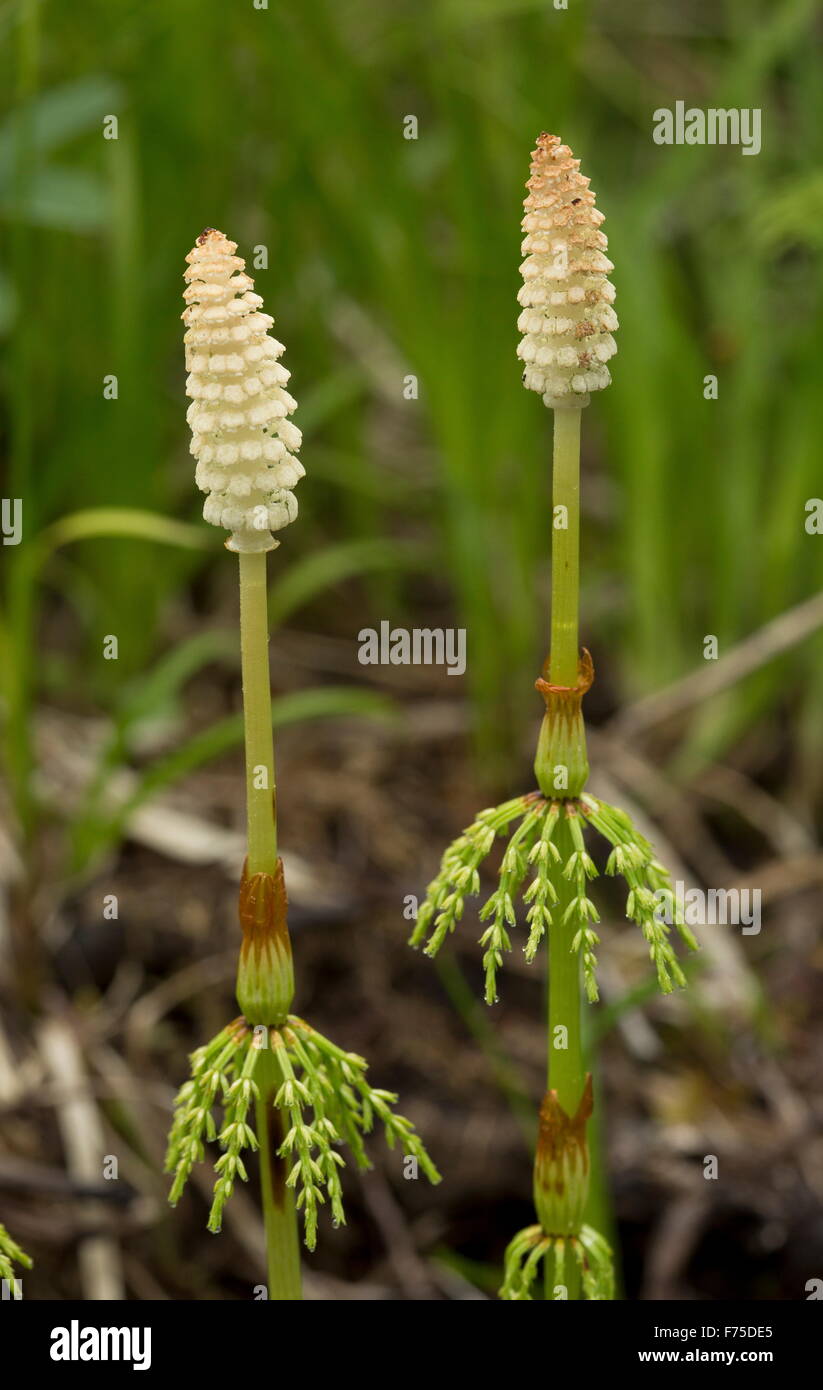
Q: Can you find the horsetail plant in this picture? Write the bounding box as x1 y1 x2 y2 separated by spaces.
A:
411 135 698 1300
167 230 439 1299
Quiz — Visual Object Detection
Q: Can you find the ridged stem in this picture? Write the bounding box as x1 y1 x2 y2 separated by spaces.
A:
237 553 300 1296
546 406 585 1300
550 408 582 687
547 820 584 1110
255 1045 301 1300
547 814 584 1300
238 551 277 875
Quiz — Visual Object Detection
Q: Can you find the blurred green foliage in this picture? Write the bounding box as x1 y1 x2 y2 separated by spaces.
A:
3 0 823 817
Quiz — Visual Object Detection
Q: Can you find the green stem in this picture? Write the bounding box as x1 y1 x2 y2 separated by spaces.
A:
547 814 585 1301
547 823 584 1109
546 405 584 1300
238 551 278 874
255 1046 302 1300
550 408 582 687
237 553 300 1294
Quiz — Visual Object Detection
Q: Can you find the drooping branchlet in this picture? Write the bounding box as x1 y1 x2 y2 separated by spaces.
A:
0 1223 32 1296
410 793 697 1005
500 1223 614 1301
165 1016 440 1250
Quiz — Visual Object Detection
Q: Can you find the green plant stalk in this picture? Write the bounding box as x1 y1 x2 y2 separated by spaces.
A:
255 1046 301 1300
237 549 300 1298
550 408 582 688
239 550 278 875
547 821 584 1112
547 407 585 1299
547 814 584 1301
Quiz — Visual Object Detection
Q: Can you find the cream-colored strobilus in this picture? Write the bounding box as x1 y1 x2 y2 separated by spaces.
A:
412 137 696 1300
184 228 304 554
169 230 439 1302
517 133 618 409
